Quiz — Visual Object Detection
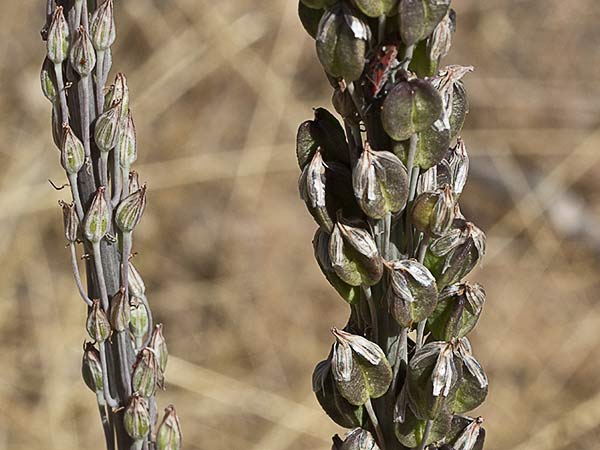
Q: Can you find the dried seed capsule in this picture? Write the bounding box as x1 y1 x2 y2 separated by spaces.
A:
86 300 111 342
59 201 79 243
118 111 137 168
428 11 454 67
115 185 147 232
132 347 160 397
61 125 85 175
334 428 380 450
128 262 146 297
83 187 110 243
128 171 141 193
123 393 150 440
299 1 325 39
81 342 103 393
381 79 443 142
329 218 383 287
432 65 473 140
150 324 168 373
447 416 485 450
316 5 369 82
156 405 183 450
130 297 149 340
105 73 130 117
352 144 409 219
40 58 58 103
94 102 122 152
90 0 116 51
46 7 69 64
109 289 130 332
331 328 392 406
431 138 469 199
452 338 488 413
406 341 460 419
398 0 451 47
428 282 485 340
411 185 454 237
395 403 452 447
70 27 97 77
386 259 438 327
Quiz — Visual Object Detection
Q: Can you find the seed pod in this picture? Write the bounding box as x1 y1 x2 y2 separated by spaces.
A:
130 297 149 340
395 403 452 447
105 73 130 117
432 65 473 140
296 108 350 169
430 138 469 199
90 0 116 51
81 342 103 393
447 416 485 450
331 328 392 406
86 300 111 343
329 218 383 287
428 282 485 340
316 5 369 82
128 262 146 297
70 27 97 77
406 341 460 419
335 428 379 450
452 338 488 413
95 102 122 152
109 289 130 332
83 187 110 243
132 347 160 397
382 79 443 142
46 7 69 64
118 111 137 168
129 171 141 193
411 185 454 237
352 0 398 18
40 58 58 103
314 229 360 304
59 201 79 243
115 185 147 232
61 125 85 175
387 259 438 327
428 12 454 67
150 324 168 373
123 394 150 440
353 144 409 219
313 358 365 428
156 405 183 450
398 0 451 46
298 1 325 39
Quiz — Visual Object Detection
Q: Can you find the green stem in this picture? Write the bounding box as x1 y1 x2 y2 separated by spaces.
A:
68 173 85 221
365 398 386 450
416 419 433 450
96 391 115 450
363 286 378 343
99 341 119 408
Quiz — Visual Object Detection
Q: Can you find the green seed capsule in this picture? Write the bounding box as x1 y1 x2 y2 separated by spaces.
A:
86 300 111 343
83 187 110 243
399 0 451 47
95 102 122 152
40 58 57 103
70 27 97 77
81 342 103 393
115 185 147 232
411 185 455 237
123 394 150 440
156 405 183 450
59 201 79 243
90 0 116 51
118 111 136 168
132 348 160 397
109 289 130 332
46 7 69 64
150 324 169 373
129 297 149 340
61 125 85 175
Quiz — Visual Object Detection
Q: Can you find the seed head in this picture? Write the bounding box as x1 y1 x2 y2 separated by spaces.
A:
109 289 130 332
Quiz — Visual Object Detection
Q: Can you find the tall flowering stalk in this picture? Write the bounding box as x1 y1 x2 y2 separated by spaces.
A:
41 2 181 450
298 1 488 449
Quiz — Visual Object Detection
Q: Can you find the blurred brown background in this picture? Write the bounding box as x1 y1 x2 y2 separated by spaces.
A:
1 0 600 449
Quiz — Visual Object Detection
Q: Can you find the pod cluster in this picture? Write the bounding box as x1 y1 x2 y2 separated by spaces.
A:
297 1 487 449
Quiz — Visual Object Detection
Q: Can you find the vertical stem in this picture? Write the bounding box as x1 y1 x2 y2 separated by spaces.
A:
100 152 110 201
377 15 386 44
416 419 433 450
401 45 415 71
416 321 426 350
80 74 93 160
365 398 386 450
121 232 132 291
92 241 110 311
68 173 85 220
117 331 132 398
97 392 115 450
99 341 119 408
415 234 430 350
96 49 106 115
112 147 122 206
121 166 130 198
362 286 378 342
390 326 407 395
53 63 69 124
383 212 391 259
70 243 92 306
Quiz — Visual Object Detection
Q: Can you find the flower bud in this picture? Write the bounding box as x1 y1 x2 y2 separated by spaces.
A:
150 324 168 373
316 5 369 82
40 58 58 103
59 201 79 243
132 347 160 397
130 297 149 340
123 393 150 440
382 79 443 142
156 405 183 450
90 0 116 51
81 342 103 393
128 261 146 298
109 288 130 332
118 111 137 168
411 185 455 237
353 144 409 219
428 282 485 340
61 124 85 175
83 187 110 243
329 218 383 287
386 259 438 328
398 0 450 47
86 300 111 342
331 328 392 406
115 185 147 232
94 102 122 152
335 428 379 450
70 27 97 77
46 7 69 64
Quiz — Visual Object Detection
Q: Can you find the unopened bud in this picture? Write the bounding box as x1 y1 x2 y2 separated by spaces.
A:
90 0 116 51
81 342 103 393
130 297 149 339
46 7 69 64
70 27 97 77
83 187 110 243
109 289 130 332
61 124 85 175
94 102 122 152
128 262 146 297
59 201 79 242
132 347 160 397
115 185 147 232
411 185 455 237
40 58 58 102
118 111 136 168
156 405 183 450
123 393 150 440
86 300 111 342
150 324 168 373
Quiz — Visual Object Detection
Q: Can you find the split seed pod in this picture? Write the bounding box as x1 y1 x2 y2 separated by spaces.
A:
452 338 488 413
334 428 380 450
432 65 473 140
398 0 451 47
150 324 169 373
447 416 486 450
428 282 485 340
59 201 79 243
411 185 455 237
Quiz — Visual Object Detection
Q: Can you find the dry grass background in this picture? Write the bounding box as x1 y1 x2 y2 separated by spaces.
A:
1 0 600 449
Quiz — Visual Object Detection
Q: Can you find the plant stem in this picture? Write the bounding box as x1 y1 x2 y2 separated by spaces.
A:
378 15 386 43
97 392 115 450
383 212 391 259
117 331 132 398
69 242 93 306
365 398 386 450
80 74 92 161
131 439 143 450
112 147 122 206
53 63 69 124
99 341 119 408
416 419 433 450
363 286 378 342
390 326 407 395
100 153 110 201
96 49 105 115
121 166 130 198
92 241 110 311
68 173 85 220
401 45 415 71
